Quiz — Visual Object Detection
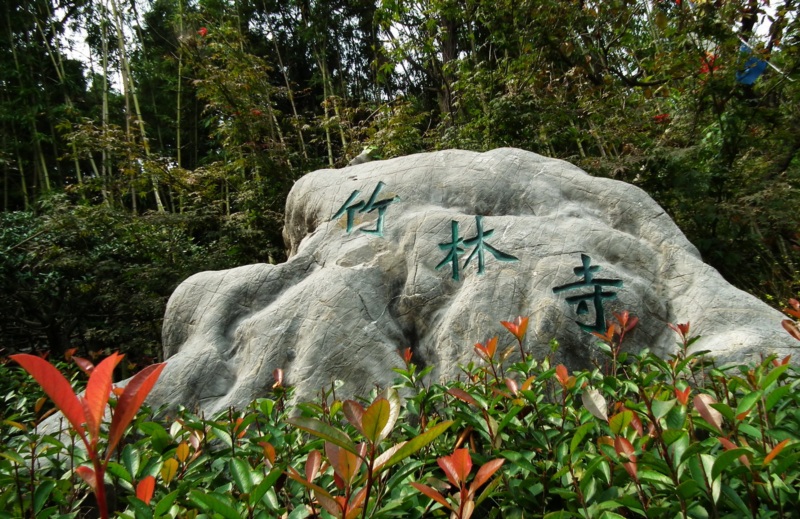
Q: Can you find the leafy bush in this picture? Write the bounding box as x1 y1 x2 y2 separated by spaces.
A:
1 310 799 518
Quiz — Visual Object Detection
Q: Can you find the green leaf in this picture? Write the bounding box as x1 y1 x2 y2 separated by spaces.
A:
122 444 141 479
737 423 762 440
765 384 793 411
362 397 391 444
250 466 283 506
637 470 673 485
735 390 762 418
497 405 524 434
608 410 633 435
189 490 241 519
127 496 154 519
712 448 751 479
374 420 453 473
287 416 357 454
32 480 55 516
762 363 790 389
570 422 595 455
676 479 703 500
651 398 676 420
720 483 750 514
230 457 254 494
209 424 233 448
105 461 133 485
154 490 180 517
543 511 578 518
665 406 687 430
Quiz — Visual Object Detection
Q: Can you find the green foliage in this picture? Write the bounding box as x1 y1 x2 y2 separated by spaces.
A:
2 312 799 518
0 197 267 367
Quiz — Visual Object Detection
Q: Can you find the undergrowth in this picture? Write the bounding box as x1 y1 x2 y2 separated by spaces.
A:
1 308 799 519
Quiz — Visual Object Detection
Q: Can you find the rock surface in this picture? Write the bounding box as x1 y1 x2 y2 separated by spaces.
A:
149 148 796 412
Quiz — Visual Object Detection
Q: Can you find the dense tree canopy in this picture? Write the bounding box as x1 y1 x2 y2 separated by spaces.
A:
1 0 798 363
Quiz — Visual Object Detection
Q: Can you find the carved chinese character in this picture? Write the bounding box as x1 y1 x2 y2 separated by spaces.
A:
436 216 518 281
553 254 623 333
331 181 398 236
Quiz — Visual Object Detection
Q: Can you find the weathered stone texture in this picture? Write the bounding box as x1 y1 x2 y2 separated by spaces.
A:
148 148 796 412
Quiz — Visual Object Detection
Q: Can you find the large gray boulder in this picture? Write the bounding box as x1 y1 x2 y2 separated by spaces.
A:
149 148 796 413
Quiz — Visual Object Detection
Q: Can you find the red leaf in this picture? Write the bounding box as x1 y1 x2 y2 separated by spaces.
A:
504 378 519 396
259 441 276 467
10 354 87 439
773 354 792 367
136 475 156 505
83 353 124 444
325 442 364 486
106 363 166 460
764 439 791 466
438 448 472 488
474 337 498 360
782 320 800 341
306 449 321 482
469 458 504 496
668 322 691 340
693 394 723 432
410 482 453 511
500 316 529 342
555 364 569 385
447 388 479 408
343 400 365 436
73 356 95 376
675 387 691 406
718 437 751 467
614 437 638 481
75 466 97 492
272 368 283 388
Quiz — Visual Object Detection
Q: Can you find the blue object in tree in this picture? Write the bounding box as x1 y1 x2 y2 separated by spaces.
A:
736 44 768 85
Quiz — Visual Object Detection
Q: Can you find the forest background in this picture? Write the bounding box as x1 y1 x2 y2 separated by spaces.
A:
1 0 798 370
